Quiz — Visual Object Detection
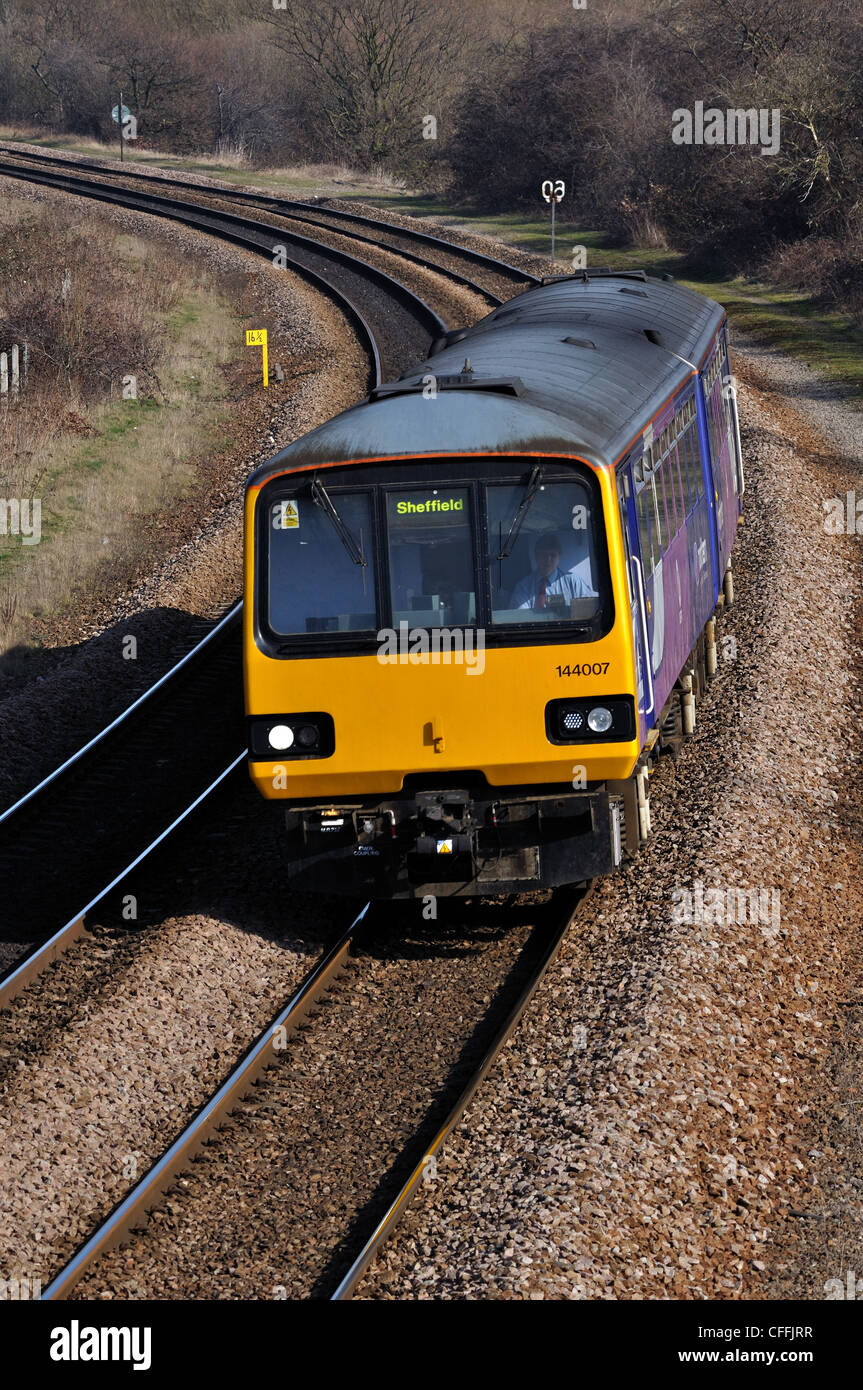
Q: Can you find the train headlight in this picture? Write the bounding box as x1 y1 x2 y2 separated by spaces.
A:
249 713 335 760
546 697 636 744
587 706 613 733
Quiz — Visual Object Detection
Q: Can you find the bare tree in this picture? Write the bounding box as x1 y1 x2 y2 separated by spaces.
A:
97 25 196 129
10 0 104 122
260 0 466 166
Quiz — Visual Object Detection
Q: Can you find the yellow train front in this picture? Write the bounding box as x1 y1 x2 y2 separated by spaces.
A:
243 273 741 897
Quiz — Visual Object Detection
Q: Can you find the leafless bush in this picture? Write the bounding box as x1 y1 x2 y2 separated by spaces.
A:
0 589 18 634
764 235 863 324
0 207 176 402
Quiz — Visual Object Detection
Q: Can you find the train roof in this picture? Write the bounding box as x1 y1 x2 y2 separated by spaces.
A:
247 272 726 487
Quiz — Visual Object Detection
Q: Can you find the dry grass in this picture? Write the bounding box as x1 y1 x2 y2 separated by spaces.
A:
263 160 408 190
0 127 410 193
0 212 170 407
0 196 241 652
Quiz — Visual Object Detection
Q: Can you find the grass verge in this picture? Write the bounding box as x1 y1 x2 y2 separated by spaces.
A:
0 197 242 653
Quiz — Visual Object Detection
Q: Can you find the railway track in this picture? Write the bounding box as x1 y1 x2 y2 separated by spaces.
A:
0 147 502 990
0 604 246 979
0 652 264 1000
0 154 560 1303
0 157 447 380
0 144 539 299
37 892 579 1301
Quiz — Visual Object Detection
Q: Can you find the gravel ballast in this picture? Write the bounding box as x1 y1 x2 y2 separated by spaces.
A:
2 166 862 1300
0 784 340 1286
353 340 863 1300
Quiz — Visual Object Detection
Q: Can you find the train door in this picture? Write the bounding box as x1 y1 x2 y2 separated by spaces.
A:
616 460 655 735
721 325 745 504
692 375 722 608
696 342 724 603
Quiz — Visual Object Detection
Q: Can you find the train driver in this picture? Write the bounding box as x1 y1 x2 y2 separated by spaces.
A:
510 532 596 611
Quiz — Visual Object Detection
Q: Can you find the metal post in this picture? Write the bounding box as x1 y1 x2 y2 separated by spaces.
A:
551 197 556 262
0 353 7 396
119 90 124 162
10 344 19 396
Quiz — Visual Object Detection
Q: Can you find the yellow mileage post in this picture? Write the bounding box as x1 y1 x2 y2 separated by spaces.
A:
245 328 269 387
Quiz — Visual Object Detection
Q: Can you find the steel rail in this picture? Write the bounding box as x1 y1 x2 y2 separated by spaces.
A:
0 603 241 827
0 144 540 287
0 161 380 386
0 148 456 1001
0 161 446 350
0 151 501 304
0 752 247 1010
237 201 503 305
41 901 371 1300
0 152 414 847
330 901 578 1299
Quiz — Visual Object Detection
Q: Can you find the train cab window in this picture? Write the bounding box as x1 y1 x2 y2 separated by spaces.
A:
487 478 600 623
386 487 475 626
267 490 377 635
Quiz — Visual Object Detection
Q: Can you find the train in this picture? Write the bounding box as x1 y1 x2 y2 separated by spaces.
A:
242 269 743 898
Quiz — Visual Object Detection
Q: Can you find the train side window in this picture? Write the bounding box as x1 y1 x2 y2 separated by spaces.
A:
635 485 653 577
672 442 686 519
718 339 741 492
694 424 706 500
684 423 702 503
650 474 664 561
656 456 670 538
710 392 722 463
676 445 686 526
678 432 693 513
703 351 723 465
663 454 679 536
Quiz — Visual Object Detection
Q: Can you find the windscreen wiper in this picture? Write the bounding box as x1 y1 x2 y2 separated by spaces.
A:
311 478 367 571
497 464 544 561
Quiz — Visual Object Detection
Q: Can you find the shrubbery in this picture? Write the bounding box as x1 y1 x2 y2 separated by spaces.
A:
0 207 172 400
1 0 861 313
